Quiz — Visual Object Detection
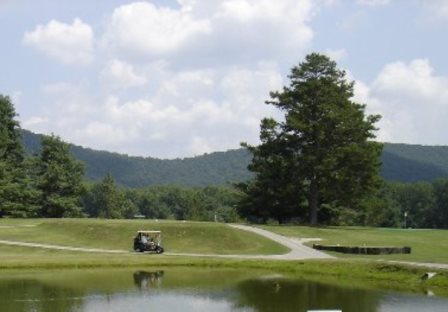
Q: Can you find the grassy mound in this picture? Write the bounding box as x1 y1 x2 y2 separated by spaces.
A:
260 225 448 263
0 219 288 255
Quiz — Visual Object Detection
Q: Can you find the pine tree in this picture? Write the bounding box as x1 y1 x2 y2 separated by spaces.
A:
35 135 85 217
0 95 38 217
243 54 383 225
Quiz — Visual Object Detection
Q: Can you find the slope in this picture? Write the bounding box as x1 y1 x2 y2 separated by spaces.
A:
22 130 448 186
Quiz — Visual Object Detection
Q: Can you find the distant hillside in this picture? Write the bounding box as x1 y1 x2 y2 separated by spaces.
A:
22 130 448 187
22 130 253 187
381 143 448 182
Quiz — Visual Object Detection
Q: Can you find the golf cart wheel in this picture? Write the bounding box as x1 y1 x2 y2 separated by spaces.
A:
156 247 164 254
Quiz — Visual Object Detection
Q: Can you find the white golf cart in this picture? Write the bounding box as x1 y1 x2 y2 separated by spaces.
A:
133 230 164 254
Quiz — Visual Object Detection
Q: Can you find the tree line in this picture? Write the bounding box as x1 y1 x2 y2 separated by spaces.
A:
0 94 241 221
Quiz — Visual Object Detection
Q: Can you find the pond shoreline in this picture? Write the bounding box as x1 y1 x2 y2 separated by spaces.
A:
1 256 448 297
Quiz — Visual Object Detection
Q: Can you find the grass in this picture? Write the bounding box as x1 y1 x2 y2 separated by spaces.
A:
259 225 448 263
1 219 448 295
0 245 447 295
0 218 289 255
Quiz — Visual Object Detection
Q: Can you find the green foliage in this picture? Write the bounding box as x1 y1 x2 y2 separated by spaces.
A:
0 95 23 163
241 53 383 225
0 95 38 217
83 173 137 218
34 135 85 217
431 179 448 228
358 179 448 229
127 185 242 222
80 181 242 222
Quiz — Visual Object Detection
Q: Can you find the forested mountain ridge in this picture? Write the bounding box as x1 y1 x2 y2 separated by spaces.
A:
381 144 448 182
22 130 448 187
22 130 253 187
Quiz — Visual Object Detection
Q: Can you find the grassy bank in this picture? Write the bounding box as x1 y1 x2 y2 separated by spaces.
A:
1 219 448 295
260 225 448 263
0 245 447 296
0 218 288 255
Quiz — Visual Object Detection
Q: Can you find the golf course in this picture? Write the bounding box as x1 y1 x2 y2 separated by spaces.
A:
1 218 448 296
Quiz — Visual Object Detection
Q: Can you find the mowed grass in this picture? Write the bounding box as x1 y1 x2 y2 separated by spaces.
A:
1 245 448 295
259 225 448 263
0 218 289 255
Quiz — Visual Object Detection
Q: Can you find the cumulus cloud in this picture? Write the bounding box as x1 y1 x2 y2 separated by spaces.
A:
100 59 147 89
19 0 318 157
23 18 94 65
356 59 448 145
103 1 211 56
26 64 284 158
103 0 314 66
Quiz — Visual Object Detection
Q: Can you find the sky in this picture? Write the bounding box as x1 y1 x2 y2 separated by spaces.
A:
1 0 448 158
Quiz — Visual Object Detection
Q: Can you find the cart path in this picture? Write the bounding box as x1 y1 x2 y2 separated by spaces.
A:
0 240 128 253
225 224 334 260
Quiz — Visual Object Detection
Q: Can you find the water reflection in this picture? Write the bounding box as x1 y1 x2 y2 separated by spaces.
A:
133 270 164 290
0 269 446 312
233 276 382 312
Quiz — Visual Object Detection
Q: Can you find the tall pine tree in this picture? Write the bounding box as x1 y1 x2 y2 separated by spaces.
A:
0 95 38 217
242 54 383 225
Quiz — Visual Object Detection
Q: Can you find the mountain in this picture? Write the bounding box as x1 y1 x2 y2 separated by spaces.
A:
381 143 448 182
21 130 253 187
22 130 448 187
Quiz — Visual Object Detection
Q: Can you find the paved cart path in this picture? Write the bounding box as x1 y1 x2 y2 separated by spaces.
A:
0 239 128 253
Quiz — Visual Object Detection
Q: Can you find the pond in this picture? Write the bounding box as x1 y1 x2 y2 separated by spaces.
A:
0 268 446 312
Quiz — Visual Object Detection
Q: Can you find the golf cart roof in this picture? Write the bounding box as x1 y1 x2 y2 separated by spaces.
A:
137 230 161 234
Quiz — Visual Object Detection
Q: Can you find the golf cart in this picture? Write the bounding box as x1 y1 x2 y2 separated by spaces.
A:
133 230 164 254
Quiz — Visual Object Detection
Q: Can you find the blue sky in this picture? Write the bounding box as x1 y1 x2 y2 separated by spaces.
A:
1 0 448 158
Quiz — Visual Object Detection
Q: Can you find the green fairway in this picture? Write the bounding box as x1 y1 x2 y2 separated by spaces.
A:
259 225 448 263
0 218 288 255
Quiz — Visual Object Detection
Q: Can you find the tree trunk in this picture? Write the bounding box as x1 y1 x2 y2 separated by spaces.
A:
309 179 319 226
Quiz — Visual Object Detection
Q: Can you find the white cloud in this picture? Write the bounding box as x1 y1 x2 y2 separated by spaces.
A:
355 59 448 145
23 18 94 65
26 64 284 158
100 59 147 89
356 0 390 6
420 0 448 19
338 10 368 31
324 48 348 62
103 1 211 56
103 0 314 65
22 116 48 129
19 0 318 158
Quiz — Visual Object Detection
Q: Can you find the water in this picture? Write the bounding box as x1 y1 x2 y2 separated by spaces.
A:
0 268 446 312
